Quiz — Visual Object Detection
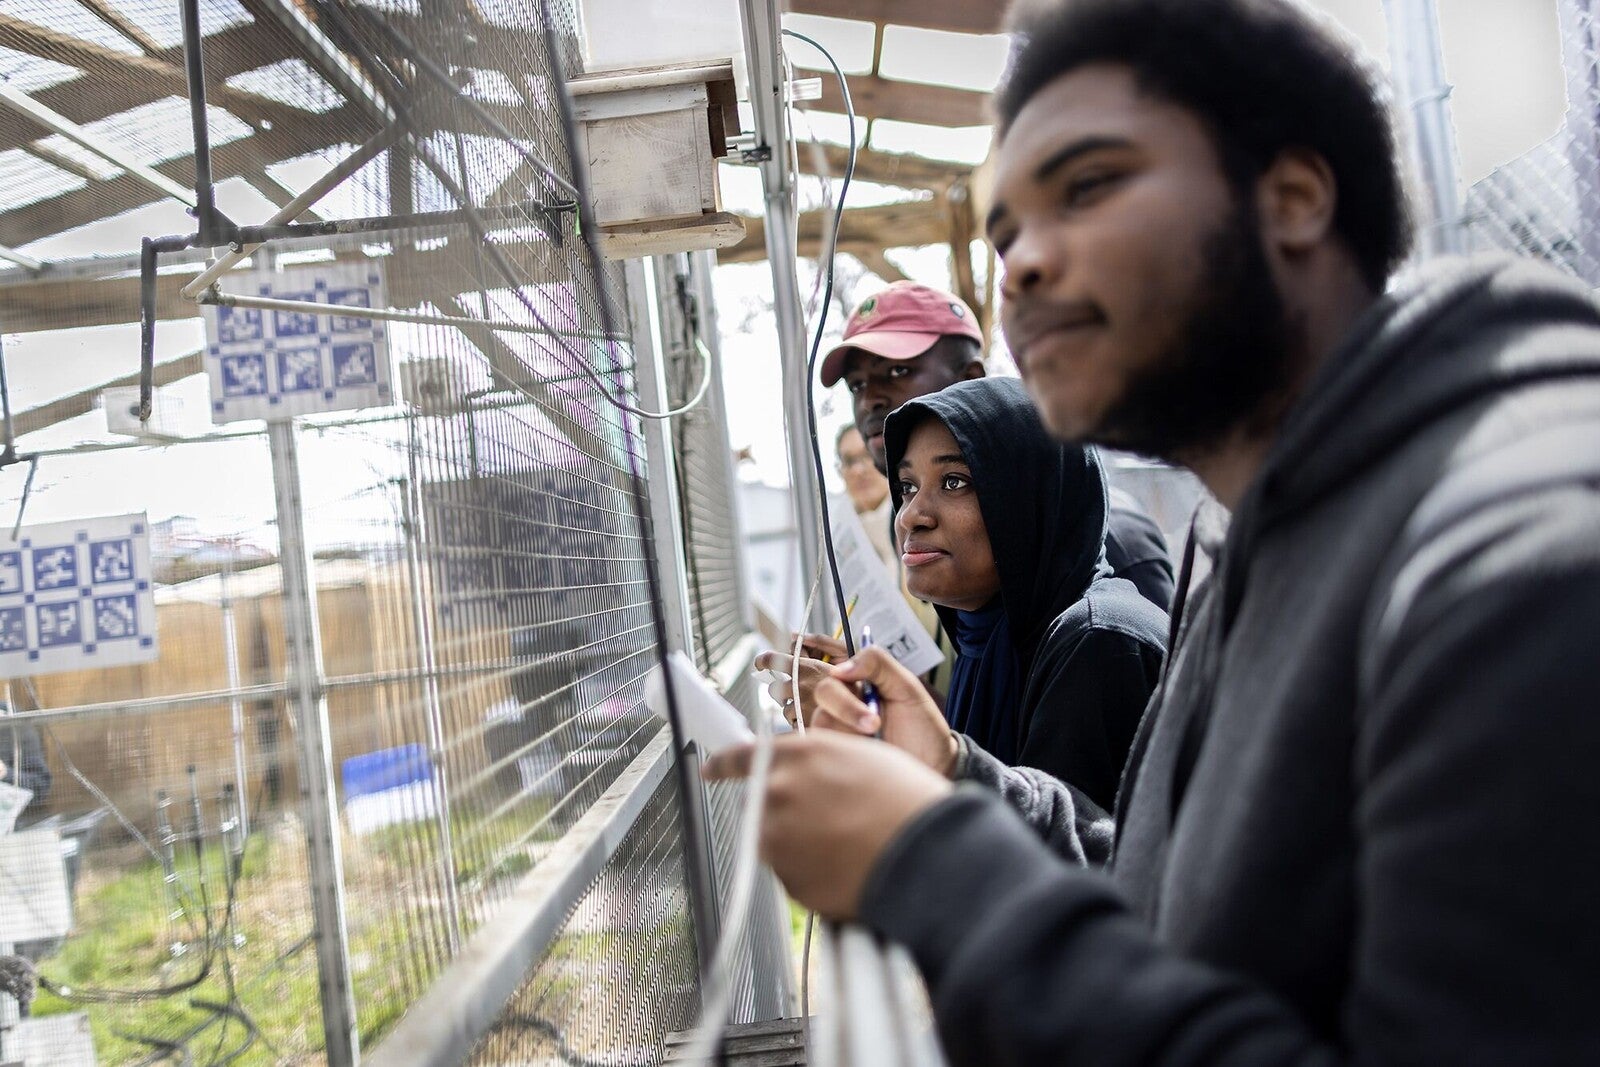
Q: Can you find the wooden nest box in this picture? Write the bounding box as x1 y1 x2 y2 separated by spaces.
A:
571 60 747 260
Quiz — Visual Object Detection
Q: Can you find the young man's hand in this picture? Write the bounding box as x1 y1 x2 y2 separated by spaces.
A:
701 731 953 919
813 647 959 778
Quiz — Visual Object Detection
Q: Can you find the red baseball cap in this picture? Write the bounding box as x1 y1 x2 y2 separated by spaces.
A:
819 281 983 387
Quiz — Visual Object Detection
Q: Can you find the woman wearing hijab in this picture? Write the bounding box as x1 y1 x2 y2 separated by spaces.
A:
883 376 1167 811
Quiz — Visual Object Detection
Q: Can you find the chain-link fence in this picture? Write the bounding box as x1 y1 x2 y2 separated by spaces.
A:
1461 0 1600 284
0 1 787 1064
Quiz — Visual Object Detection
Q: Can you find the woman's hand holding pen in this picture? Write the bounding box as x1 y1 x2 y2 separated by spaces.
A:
813 646 959 779
754 633 848 727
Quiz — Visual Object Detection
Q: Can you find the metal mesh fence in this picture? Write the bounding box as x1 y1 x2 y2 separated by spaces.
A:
1462 0 1600 284
0 0 785 1063
464 772 699 1067
655 254 750 676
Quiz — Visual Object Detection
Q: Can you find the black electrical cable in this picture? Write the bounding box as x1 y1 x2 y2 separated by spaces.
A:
781 29 859 657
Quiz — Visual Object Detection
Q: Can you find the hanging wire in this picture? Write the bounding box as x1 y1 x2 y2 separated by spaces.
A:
781 28 859 658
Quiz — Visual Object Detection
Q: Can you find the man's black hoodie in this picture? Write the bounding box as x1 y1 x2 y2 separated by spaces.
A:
858 258 1600 1064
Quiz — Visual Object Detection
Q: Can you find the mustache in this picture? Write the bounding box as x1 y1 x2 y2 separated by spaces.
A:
1004 299 1105 362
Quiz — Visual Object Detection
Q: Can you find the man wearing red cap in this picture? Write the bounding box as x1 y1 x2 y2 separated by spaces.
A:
820 280 1175 613
756 281 1177 722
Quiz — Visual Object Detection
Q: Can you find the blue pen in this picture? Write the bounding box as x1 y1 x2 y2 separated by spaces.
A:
859 625 882 735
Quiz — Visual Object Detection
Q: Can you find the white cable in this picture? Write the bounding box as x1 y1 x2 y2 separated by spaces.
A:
631 336 714 421
678 567 822 1064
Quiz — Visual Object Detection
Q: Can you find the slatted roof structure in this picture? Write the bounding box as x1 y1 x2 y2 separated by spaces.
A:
718 0 1006 343
0 1 578 344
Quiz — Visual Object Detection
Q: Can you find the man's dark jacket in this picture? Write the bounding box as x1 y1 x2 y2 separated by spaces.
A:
858 259 1600 1065
1106 494 1175 611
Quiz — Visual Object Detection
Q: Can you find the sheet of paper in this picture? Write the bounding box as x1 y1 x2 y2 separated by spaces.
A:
0 828 71 941
0 782 32 834
828 495 945 676
645 650 755 756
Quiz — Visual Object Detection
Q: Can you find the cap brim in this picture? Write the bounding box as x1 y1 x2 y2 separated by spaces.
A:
818 330 941 387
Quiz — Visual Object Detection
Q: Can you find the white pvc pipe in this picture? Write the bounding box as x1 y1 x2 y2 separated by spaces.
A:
0 81 197 208
1383 0 1470 257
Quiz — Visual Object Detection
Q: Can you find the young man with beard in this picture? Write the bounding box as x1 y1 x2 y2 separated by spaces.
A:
706 0 1600 1063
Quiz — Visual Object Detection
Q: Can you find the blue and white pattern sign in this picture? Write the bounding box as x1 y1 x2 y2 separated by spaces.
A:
0 513 157 678
203 262 392 424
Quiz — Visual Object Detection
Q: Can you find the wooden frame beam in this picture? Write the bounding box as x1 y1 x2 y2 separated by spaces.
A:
855 249 910 282
783 141 971 189
0 15 305 138
786 0 1006 36
816 73 989 127
717 198 948 264
0 239 567 334
0 106 367 248
76 0 164 54
11 351 204 439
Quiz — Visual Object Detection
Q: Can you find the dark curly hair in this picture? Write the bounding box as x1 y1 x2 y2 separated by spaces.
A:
998 0 1411 290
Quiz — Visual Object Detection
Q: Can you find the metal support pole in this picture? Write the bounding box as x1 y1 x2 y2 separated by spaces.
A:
1384 0 1470 257
738 0 831 634
179 0 224 245
268 421 360 1067
399 430 463 955
689 249 758 633
219 560 251 841
627 259 697 656
1559 0 1600 284
624 255 722 953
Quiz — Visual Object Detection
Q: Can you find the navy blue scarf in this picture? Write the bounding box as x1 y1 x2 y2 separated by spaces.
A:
944 601 1025 763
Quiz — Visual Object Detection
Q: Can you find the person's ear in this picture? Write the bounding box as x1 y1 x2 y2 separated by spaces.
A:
961 359 986 382
1257 148 1336 259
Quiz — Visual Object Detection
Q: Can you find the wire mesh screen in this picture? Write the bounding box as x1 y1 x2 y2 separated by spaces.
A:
0 0 785 1063
702 669 791 1028
1463 0 1600 284
464 771 700 1067
654 255 749 675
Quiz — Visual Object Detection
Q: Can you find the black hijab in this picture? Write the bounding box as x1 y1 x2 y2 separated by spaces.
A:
884 377 1110 761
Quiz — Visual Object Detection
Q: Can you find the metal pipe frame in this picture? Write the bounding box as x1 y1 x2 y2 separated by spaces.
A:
222 198 570 250
0 81 198 208
399 435 464 955
3 682 291 726
690 248 758 633
1384 0 1470 257
197 289 617 340
179 0 229 246
268 421 360 1067
627 256 725 966
140 233 198 420
0 245 41 273
179 125 406 300
738 0 831 635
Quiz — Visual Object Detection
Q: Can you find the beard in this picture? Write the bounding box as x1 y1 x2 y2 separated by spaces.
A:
1090 206 1297 462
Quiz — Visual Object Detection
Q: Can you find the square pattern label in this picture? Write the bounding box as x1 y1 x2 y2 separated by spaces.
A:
203 262 392 424
0 513 157 678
